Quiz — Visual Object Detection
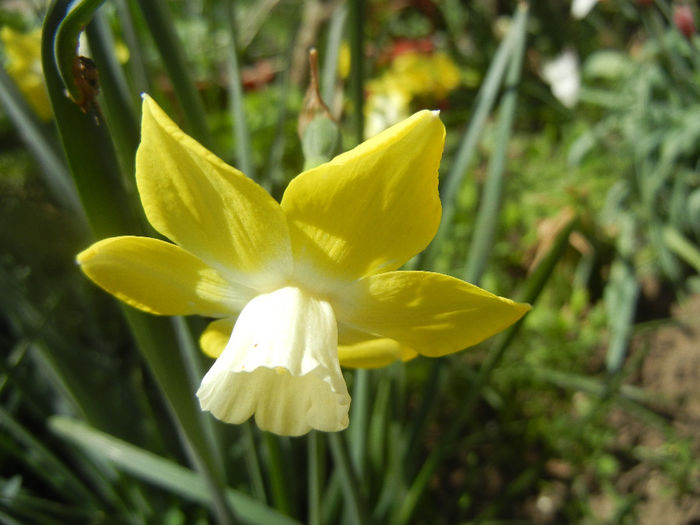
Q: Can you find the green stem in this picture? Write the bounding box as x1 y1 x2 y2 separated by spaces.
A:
349 368 369 483
367 373 391 473
426 4 528 271
348 0 365 144
243 423 268 503
136 0 213 148
225 2 255 179
403 360 445 470
172 317 227 475
320 472 342 524
85 11 140 182
321 4 347 110
263 433 293 516
463 2 528 285
373 422 405 522
43 2 139 238
53 0 106 103
307 432 324 525
265 30 295 197
116 0 151 95
328 433 368 525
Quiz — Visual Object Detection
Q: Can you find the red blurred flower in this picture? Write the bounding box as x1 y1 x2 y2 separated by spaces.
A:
389 37 434 58
673 5 695 40
242 60 276 91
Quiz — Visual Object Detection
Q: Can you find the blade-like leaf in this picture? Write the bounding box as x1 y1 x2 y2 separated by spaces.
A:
54 0 107 104
49 417 302 525
0 67 82 218
0 408 98 507
427 3 529 271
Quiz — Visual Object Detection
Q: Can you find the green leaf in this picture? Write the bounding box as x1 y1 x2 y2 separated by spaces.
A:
604 259 640 373
663 226 700 273
0 408 98 507
54 0 107 104
224 3 255 179
307 432 324 525
84 10 140 179
43 1 140 238
321 5 347 108
135 0 213 149
328 432 368 525
49 417 303 525
462 0 528 285
0 66 83 218
348 369 369 484
427 3 529 271
0 481 101 525
348 0 365 145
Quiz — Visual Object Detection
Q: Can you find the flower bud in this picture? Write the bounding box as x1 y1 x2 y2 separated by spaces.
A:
298 48 341 169
301 114 341 170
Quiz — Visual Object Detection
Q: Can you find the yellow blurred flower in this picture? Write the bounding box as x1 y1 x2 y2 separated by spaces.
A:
78 96 528 436
114 40 130 64
365 50 460 137
337 41 351 79
1 27 52 121
429 52 461 97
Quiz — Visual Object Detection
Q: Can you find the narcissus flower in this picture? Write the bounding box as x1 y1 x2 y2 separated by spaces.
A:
78 95 529 436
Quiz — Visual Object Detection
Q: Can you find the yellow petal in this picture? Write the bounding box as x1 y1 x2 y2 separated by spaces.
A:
77 236 252 316
137 95 292 289
200 318 235 359
197 286 350 436
281 110 444 282
333 271 530 357
338 335 417 369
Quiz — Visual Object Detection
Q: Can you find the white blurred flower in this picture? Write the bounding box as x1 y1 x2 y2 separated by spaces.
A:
364 89 410 138
542 49 581 108
571 0 598 19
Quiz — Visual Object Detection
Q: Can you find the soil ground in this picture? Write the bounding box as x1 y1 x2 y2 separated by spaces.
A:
611 293 700 524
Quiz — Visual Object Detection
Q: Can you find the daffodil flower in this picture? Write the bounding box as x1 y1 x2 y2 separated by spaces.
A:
78 95 530 436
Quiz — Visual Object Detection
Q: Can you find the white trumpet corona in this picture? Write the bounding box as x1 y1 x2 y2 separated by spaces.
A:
197 286 351 436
